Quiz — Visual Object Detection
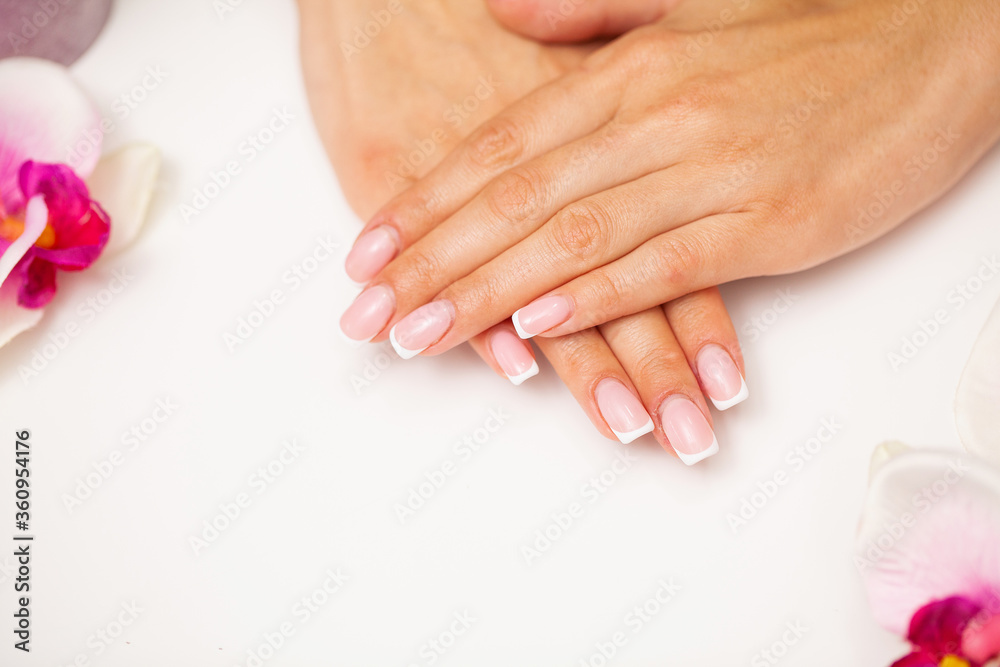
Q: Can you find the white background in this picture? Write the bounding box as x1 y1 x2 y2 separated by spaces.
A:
1 2 999 665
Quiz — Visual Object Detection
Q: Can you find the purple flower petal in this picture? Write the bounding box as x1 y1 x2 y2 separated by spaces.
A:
15 255 56 308
909 596 983 655
890 650 939 667
0 0 113 66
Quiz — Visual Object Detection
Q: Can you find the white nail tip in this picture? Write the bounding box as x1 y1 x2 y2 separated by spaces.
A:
611 418 655 445
675 436 720 466
511 311 533 340
389 327 425 360
507 361 539 386
710 378 750 411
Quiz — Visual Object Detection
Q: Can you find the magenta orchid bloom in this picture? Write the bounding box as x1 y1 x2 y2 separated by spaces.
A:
0 161 110 308
0 57 160 348
857 300 1000 667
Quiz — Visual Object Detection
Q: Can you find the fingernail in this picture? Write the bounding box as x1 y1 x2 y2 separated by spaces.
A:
345 226 399 283
339 285 395 342
696 344 749 411
389 300 455 359
659 396 719 466
512 295 572 339
595 378 654 444
490 329 539 386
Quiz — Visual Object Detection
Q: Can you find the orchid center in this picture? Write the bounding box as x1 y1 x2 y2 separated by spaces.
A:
939 656 970 667
0 214 56 249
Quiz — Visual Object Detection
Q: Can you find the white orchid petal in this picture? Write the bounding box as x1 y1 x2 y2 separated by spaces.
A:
0 58 101 209
855 449 1000 636
869 441 912 483
0 281 43 349
956 297 1000 466
86 145 161 257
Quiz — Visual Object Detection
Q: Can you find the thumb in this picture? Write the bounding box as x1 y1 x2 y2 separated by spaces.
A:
485 0 678 43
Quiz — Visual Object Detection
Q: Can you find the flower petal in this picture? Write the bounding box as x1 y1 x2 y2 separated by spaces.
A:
908 596 982 655
956 297 1000 466
16 256 56 308
86 144 161 256
0 0 112 66
891 650 940 667
856 449 1000 636
0 58 101 210
19 162 109 271
0 278 42 348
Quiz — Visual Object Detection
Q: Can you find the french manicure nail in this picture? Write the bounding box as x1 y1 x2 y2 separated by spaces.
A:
340 285 395 342
697 344 749 411
345 226 399 283
389 300 455 359
595 378 654 444
512 295 572 339
659 396 719 466
490 329 539 386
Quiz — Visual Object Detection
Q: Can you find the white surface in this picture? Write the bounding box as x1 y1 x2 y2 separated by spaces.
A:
1 2 999 666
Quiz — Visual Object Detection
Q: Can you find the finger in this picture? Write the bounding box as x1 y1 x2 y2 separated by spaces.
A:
486 0 676 43
599 308 719 466
663 288 750 411
534 329 655 444
468 323 541 386
383 167 721 356
516 213 768 338
343 70 620 283
355 128 680 345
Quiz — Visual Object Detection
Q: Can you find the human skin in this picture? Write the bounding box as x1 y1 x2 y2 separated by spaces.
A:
346 0 1000 355
298 0 748 461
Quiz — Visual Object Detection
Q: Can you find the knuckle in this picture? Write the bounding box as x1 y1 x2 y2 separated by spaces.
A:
467 118 526 171
551 202 612 263
387 247 442 294
657 235 702 287
485 169 544 227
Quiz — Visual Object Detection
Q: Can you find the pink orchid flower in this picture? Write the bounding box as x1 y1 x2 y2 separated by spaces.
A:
856 299 1000 667
0 57 160 348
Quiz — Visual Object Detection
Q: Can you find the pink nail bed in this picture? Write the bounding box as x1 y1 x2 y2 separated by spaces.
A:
339 285 395 342
659 397 719 466
697 344 749 411
345 226 399 283
512 295 572 339
595 378 654 444
490 329 539 385
389 300 455 359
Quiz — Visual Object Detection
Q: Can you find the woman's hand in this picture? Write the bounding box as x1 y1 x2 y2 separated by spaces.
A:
344 0 1000 356
302 0 748 461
